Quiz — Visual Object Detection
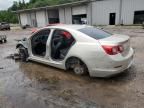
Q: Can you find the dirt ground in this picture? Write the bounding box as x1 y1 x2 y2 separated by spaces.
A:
0 27 144 108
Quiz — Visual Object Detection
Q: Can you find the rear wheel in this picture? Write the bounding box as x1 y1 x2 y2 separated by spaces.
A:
0 40 2 43
66 57 88 75
8 28 10 31
73 63 87 75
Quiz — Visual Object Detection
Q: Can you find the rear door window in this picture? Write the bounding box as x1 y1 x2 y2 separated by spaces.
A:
79 27 112 39
51 29 75 60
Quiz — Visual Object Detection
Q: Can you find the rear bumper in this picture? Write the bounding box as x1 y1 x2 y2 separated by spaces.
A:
89 48 134 77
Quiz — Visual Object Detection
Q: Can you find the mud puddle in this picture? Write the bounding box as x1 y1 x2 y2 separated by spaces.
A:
0 29 144 108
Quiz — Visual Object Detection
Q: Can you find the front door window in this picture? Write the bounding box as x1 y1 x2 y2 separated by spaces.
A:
31 29 50 57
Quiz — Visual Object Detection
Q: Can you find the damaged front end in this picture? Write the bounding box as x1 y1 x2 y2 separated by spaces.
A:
16 38 29 49
15 38 29 61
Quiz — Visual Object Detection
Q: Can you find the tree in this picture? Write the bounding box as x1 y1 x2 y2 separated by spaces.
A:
28 0 82 8
30 0 37 3
0 0 82 24
9 1 19 11
22 0 25 4
0 10 18 23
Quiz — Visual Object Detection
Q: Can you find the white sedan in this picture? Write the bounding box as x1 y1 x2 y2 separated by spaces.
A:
16 25 134 77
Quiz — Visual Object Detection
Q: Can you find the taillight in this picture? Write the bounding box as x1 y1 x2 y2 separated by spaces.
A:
118 45 124 53
102 45 124 55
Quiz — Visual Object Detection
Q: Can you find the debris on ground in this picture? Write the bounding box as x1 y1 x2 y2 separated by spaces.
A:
0 67 4 69
0 35 7 44
37 75 60 84
0 28 144 108
57 89 77 101
6 53 20 60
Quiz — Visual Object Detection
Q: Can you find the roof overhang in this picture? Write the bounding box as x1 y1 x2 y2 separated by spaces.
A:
14 0 90 13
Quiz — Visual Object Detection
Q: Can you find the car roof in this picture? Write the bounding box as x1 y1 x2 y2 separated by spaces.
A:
44 24 92 30
0 22 9 24
1 22 8 23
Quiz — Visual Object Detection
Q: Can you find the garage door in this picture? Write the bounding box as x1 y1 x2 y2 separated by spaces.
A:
30 12 37 27
20 13 28 26
36 10 46 27
72 5 87 15
48 10 59 24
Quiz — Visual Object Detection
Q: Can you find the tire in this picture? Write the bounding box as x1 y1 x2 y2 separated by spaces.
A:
66 58 88 75
2 39 5 43
0 40 2 44
18 46 28 62
4 39 7 43
73 62 88 75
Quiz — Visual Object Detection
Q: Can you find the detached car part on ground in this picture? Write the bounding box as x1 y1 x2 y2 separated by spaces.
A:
16 25 134 77
0 35 7 43
21 24 31 29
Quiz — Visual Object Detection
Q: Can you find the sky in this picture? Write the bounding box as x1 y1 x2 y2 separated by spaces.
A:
0 0 29 10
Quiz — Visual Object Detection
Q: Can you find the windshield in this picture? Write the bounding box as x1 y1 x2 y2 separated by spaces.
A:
78 27 112 39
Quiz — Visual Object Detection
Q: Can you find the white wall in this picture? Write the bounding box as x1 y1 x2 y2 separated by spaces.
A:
36 10 46 27
87 2 92 25
59 8 65 23
65 7 72 24
30 12 37 27
91 0 144 25
121 0 144 25
59 5 87 24
27 13 31 26
92 0 120 25
72 5 87 15
20 13 28 26
19 0 144 26
59 7 72 24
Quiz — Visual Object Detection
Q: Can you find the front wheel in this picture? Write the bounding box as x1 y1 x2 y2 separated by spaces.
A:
18 46 28 62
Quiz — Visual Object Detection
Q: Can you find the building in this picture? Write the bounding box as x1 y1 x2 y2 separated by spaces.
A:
16 0 144 27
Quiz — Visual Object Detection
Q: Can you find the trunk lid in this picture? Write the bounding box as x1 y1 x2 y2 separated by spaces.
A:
99 34 130 56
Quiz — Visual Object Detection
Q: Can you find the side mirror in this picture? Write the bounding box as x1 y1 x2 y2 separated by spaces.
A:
23 38 27 41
